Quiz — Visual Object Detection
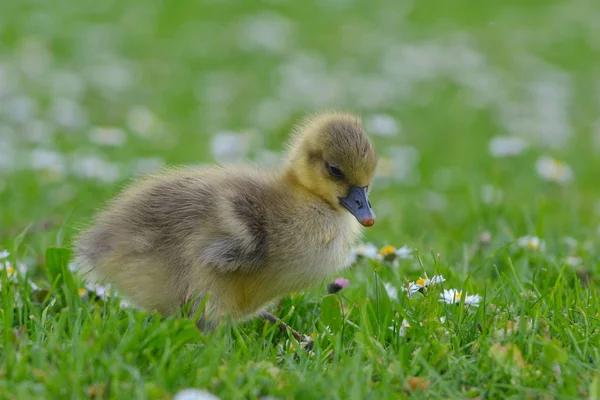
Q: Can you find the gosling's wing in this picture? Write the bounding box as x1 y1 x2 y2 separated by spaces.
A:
198 173 278 274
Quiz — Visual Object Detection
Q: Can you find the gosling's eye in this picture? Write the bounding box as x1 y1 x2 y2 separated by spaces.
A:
327 163 344 178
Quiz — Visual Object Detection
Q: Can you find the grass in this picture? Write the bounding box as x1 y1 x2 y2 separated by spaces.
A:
1 0 600 399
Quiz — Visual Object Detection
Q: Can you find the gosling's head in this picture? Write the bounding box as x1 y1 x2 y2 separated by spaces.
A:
285 112 378 227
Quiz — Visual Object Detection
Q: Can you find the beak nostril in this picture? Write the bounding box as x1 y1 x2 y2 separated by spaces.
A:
355 199 362 208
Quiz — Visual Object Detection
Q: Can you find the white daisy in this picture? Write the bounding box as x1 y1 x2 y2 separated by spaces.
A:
85 283 113 299
49 97 88 129
395 245 413 259
389 318 411 337
517 235 545 251
365 114 401 137
88 126 127 147
402 274 446 297
562 237 578 248
126 106 159 138
439 289 481 306
30 149 66 176
488 136 527 158
173 389 220 400
535 156 573 184
0 250 9 260
399 318 410 337
237 12 293 54
71 154 121 183
564 256 582 267
379 245 396 259
119 298 134 309
378 245 414 262
210 131 254 163
351 243 379 260
383 282 398 300
1 259 27 280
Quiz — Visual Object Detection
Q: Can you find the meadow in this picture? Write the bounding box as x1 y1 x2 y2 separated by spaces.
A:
1 0 600 399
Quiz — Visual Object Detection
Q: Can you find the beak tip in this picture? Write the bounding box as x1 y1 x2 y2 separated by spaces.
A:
361 218 375 227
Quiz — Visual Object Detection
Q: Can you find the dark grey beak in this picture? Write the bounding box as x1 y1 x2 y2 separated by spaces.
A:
339 186 376 227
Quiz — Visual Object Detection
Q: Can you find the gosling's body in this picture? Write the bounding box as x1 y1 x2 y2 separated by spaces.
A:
75 112 377 327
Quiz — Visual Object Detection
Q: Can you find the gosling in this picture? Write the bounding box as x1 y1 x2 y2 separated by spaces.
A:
75 111 377 330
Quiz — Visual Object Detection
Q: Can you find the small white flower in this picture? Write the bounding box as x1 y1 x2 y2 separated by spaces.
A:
351 243 379 260
389 318 411 337
535 156 573 184
0 250 9 260
119 298 134 309
71 154 121 183
428 275 446 285
565 256 582 267
517 235 545 251
479 231 492 245
365 114 401 137
5 95 38 123
126 106 158 137
399 318 410 337
49 98 88 129
30 149 66 176
1 259 27 280
383 282 398 300
465 294 482 306
237 12 293 53
210 131 254 163
87 62 133 93
488 136 528 158
395 245 413 259
88 126 127 147
403 281 423 296
85 283 112 299
173 389 220 400
402 274 445 298
563 237 578 248
439 289 481 306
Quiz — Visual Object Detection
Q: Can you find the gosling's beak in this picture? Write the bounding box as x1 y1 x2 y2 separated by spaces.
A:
339 186 376 227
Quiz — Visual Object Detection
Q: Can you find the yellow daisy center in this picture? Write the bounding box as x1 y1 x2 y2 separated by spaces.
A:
455 292 462 299
6 266 14 275
78 288 87 296
416 278 427 287
379 245 396 256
